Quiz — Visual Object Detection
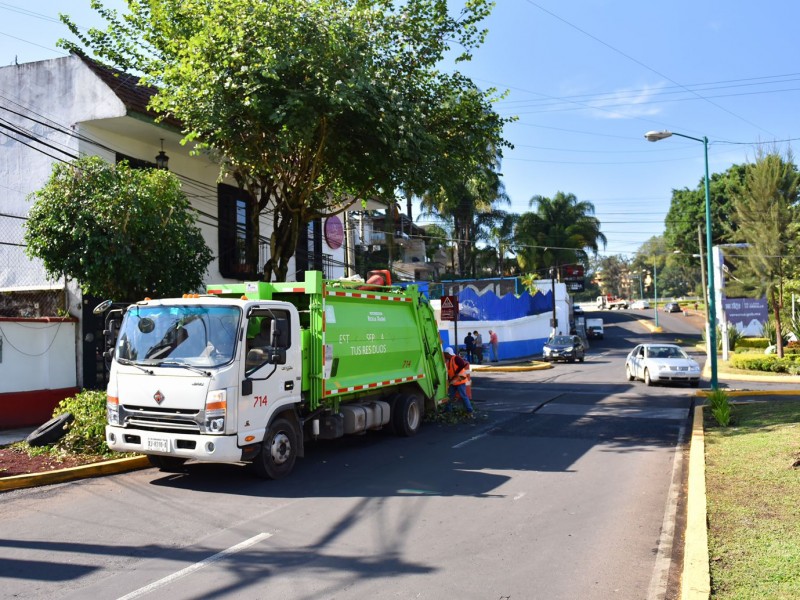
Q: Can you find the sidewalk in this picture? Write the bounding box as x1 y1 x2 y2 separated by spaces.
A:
0 427 33 446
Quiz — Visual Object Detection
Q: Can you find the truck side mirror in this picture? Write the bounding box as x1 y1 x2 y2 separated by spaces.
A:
270 348 287 365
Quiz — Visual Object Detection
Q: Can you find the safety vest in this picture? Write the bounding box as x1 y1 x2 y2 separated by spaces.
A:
447 355 469 385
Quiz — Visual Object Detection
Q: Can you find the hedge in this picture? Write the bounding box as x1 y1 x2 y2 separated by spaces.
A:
736 337 770 349
730 353 800 374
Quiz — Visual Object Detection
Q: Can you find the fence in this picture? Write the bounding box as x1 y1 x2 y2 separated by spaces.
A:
0 212 66 317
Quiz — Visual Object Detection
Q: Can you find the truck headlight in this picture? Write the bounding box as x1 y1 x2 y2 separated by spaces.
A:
204 389 227 434
107 395 119 426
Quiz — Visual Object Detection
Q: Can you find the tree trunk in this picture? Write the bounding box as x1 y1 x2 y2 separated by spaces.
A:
772 288 784 358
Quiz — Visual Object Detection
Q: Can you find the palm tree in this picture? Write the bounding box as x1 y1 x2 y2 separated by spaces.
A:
514 191 606 275
419 145 508 278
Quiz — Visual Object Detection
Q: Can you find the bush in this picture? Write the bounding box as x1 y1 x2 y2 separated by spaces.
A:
736 338 770 349
707 389 731 427
730 353 800 373
52 390 112 456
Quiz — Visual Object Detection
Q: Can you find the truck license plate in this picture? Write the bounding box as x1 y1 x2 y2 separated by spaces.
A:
146 437 170 453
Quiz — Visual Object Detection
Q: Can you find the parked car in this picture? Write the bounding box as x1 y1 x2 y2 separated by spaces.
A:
663 302 682 313
625 343 701 387
631 300 650 310
543 335 585 363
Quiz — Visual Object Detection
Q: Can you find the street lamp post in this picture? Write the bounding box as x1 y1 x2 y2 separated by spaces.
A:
653 260 659 329
645 130 718 390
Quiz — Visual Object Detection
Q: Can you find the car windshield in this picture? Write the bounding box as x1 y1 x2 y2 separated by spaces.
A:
550 336 573 345
647 346 687 359
115 305 241 368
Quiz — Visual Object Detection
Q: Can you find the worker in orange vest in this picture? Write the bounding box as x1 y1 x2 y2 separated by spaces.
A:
442 347 474 416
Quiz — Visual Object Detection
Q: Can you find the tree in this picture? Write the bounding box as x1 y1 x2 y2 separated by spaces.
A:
664 164 747 255
419 143 509 278
24 156 213 300
478 210 517 276
591 255 631 299
724 148 800 357
62 0 509 281
513 192 606 275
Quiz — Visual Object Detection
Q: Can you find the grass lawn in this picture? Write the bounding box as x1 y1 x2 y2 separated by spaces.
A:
704 400 800 599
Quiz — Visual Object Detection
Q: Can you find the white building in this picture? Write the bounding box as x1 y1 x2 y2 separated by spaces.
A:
0 53 353 405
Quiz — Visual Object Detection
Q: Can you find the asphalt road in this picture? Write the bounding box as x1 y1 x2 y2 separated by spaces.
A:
0 310 696 600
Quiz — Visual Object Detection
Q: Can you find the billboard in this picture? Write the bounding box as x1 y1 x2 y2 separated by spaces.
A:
722 297 768 336
561 264 585 292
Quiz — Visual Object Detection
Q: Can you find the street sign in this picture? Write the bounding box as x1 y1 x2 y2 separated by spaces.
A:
441 295 458 321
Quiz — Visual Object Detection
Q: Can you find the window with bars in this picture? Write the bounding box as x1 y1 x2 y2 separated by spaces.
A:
218 183 257 279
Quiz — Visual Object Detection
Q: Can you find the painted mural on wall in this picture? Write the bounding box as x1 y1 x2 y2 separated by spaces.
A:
454 287 553 321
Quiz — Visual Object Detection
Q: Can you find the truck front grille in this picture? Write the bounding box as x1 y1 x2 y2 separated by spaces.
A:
121 404 202 433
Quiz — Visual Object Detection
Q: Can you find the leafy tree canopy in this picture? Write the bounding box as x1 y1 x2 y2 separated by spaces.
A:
61 0 510 281
663 163 747 254
24 156 213 300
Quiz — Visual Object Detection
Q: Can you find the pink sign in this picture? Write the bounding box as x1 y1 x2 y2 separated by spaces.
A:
324 216 344 250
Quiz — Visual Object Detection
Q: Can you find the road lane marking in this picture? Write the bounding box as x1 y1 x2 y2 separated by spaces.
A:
452 432 489 449
116 532 273 600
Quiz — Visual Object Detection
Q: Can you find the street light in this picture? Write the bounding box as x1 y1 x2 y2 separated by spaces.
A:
645 130 718 389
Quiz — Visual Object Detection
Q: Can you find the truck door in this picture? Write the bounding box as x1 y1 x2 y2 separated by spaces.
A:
240 308 297 436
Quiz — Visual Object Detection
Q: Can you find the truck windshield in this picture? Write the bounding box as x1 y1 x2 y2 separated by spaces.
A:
115 305 241 368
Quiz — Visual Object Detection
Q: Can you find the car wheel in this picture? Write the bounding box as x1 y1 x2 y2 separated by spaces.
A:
644 369 653 386
579 356 584 363
625 365 634 381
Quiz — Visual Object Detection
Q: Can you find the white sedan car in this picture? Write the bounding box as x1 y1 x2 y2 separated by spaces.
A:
630 299 650 310
625 343 701 387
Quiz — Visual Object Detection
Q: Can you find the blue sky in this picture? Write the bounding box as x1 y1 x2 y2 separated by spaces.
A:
2 1 799 258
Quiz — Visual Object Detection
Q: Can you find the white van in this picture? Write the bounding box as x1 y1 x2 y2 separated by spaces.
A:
586 318 604 339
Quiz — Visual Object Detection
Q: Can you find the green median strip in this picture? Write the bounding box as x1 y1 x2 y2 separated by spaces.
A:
704 400 800 599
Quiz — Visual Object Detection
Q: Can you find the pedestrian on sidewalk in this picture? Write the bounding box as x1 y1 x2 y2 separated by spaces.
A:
442 347 474 416
464 331 475 362
489 329 499 362
473 330 483 364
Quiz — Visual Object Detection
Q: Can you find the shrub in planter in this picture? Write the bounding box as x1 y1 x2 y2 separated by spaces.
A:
52 390 111 456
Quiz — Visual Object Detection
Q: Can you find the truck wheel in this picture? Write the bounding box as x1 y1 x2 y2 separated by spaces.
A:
251 417 298 479
26 413 74 447
393 393 423 437
147 455 187 472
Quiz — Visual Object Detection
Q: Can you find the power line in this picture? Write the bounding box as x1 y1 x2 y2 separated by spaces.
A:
522 0 776 137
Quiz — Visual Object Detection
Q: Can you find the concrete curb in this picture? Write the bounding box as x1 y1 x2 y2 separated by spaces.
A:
637 319 663 333
0 455 151 493
701 360 800 383
471 361 553 372
696 388 800 398
682 405 710 599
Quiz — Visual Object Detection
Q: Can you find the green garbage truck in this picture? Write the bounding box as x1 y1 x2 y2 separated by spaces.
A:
104 271 448 479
